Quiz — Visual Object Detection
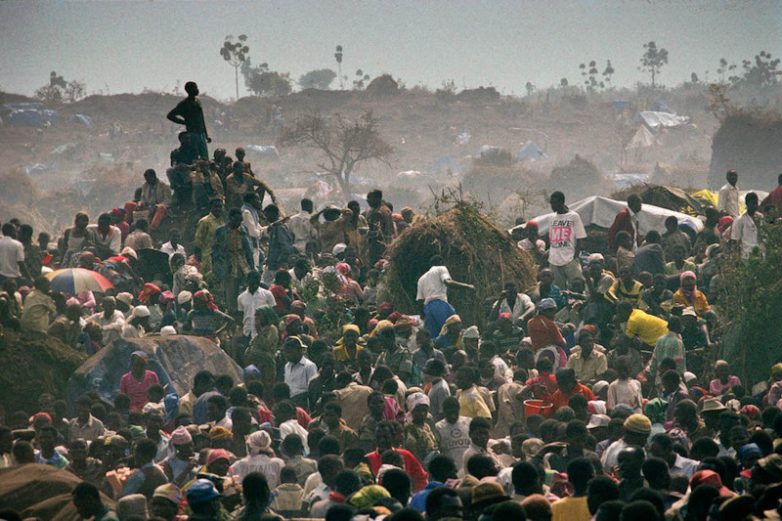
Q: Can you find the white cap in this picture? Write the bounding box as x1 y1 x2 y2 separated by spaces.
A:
160 325 177 336
131 305 150 318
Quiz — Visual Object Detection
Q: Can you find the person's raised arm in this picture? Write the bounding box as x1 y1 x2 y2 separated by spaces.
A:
444 279 475 291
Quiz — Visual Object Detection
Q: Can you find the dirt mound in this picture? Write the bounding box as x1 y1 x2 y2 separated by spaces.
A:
366 74 400 97
0 464 114 521
384 204 536 328
0 331 86 415
709 111 782 189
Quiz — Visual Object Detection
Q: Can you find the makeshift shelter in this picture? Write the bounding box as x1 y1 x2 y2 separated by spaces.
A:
625 125 656 150
524 196 703 238
637 111 689 130
384 204 536 328
516 141 547 162
246 144 280 160
66 335 243 408
71 113 94 128
0 465 114 521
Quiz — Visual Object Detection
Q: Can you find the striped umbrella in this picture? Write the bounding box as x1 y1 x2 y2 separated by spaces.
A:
45 268 114 294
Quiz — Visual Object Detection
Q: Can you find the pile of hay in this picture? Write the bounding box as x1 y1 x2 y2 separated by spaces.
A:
384 204 536 328
0 331 86 415
709 111 782 189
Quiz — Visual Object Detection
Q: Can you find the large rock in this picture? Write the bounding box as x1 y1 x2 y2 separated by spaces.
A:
66 335 243 407
0 464 114 521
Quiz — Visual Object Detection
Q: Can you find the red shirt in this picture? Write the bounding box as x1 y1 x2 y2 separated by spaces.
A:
549 383 596 411
527 315 566 351
526 372 558 399
270 284 291 315
119 370 159 412
366 448 428 491
761 185 782 214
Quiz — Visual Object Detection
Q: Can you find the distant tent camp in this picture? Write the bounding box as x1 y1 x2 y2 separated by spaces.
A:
626 125 657 150
516 141 547 162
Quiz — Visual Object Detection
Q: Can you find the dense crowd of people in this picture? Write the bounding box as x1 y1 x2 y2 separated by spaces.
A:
1 82 782 521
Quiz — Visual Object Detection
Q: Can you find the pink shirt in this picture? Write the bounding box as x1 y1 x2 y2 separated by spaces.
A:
120 370 159 411
709 376 740 397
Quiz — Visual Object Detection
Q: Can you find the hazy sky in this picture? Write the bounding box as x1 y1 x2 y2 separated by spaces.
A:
1 0 780 100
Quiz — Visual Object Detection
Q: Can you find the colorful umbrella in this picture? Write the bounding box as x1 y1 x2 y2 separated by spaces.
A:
45 268 114 294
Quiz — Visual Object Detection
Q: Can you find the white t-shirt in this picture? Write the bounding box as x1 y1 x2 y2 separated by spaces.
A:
0 236 25 278
416 266 451 304
547 211 587 266
730 211 762 259
435 416 472 473
237 287 277 336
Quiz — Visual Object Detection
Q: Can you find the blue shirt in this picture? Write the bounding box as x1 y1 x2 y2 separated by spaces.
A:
409 481 444 512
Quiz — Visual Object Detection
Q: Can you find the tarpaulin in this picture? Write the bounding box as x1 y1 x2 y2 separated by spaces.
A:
517 196 704 236
66 335 243 409
637 111 689 129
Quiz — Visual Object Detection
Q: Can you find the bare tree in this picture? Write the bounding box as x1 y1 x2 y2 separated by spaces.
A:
279 112 393 198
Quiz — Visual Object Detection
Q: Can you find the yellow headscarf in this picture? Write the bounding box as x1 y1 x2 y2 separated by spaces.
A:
439 314 462 337
369 319 394 337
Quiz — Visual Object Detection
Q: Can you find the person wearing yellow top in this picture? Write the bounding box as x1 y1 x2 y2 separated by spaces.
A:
193 198 225 280
20 277 57 333
455 366 492 419
606 266 645 309
551 458 594 521
616 301 668 347
333 324 365 369
671 271 712 317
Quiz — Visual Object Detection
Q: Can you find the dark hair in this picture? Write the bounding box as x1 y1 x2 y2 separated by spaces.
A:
382 467 412 504
334 470 362 496
512 461 541 495
72 481 101 501
242 471 272 510
134 438 158 461
551 191 565 202
587 475 620 515
620 499 661 521
469 416 492 434
466 454 498 479
301 198 314 212
493 501 527 521
318 435 341 456
326 504 356 521
641 457 670 491
426 487 460 519
428 454 457 483
566 457 594 491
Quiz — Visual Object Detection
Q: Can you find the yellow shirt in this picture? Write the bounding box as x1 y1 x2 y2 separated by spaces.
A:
552 496 591 521
456 386 492 419
626 308 668 346
20 290 56 333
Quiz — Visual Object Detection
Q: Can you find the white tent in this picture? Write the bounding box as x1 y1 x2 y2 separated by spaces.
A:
625 125 657 150
513 196 704 236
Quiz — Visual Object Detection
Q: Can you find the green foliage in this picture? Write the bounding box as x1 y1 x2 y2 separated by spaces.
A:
34 71 86 104
640 41 669 87
717 221 782 385
242 59 292 97
299 69 337 90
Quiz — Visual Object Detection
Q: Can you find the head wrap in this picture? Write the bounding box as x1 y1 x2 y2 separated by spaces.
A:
369 319 394 337
335 262 352 276
680 270 697 283
243 365 262 380
29 412 53 425
208 426 233 442
131 305 150 318
497 312 512 321
159 290 175 304
255 305 279 327
120 246 137 260
537 298 557 311
283 314 302 327
160 325 177 336
462 325 480 339
291 300 307 312
116 292 134 306
738 443 762 462
332 243 347 256
623 413 652 434
193 290 218 310
406 392 430 412
177 290 193 305
342 324 361 336
587 253 605 264
153 483 182 505
772 364 782 378
349 485 391 509
439 314 462 337
740 404 761 420
246 430 272 454
186 479 221 506
378 301 394 315
139 283 161 304
207 448 234 466
171 426 192 446
521 438 544 460
718 216 734 233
